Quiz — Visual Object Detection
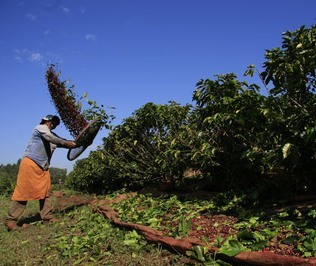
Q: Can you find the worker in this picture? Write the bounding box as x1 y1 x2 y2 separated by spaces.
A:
4 115 76 231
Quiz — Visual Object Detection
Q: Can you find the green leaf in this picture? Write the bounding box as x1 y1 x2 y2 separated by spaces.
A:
282 143 293 159
238 230 255 241
190 245 209 262
217 239 247 257
123 239 138 246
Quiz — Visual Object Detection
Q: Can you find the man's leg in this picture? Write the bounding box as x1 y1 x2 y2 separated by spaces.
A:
39 194 55 221
5 201 27 231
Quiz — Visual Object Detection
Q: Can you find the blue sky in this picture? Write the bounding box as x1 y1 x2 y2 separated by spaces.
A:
1 0 315 172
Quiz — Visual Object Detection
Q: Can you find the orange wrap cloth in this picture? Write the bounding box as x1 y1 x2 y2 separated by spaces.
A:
12 157 51 201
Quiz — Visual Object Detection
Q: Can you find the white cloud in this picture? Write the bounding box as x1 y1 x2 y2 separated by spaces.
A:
14 56 22 63
29 53 44 62
13 49 24 62
61 6 70 15
12 48 44 63
85 34 96 41
44 30 51 35
80 6 85 14
26 13 37 21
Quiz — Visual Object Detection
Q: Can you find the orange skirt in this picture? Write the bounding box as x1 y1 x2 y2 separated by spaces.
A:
12 157 51 201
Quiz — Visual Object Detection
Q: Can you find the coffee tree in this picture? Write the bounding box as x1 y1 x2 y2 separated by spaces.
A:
260 24 316 192
67 24 316 197
191 74 272 190
67 101 192 192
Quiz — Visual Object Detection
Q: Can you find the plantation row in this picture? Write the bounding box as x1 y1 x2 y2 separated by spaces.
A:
66 24 316 199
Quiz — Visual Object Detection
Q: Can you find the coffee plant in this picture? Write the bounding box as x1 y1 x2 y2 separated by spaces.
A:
67 101 193 193
66 24 316 198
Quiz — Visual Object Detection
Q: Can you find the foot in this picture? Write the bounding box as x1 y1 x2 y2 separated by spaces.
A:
43 217 59 223
4 220 18 231
42 214 58 223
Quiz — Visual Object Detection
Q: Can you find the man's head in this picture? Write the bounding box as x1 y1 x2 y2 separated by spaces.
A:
40 114 60 129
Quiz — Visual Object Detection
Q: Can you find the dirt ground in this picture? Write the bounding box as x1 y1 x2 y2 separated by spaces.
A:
52 190 316 265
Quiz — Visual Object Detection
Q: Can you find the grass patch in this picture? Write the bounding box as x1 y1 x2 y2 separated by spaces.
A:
0 194 200 265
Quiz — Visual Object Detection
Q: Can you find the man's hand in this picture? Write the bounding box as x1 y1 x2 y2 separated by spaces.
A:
63 141 77 149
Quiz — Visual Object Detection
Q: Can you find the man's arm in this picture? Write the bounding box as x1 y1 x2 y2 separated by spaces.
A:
37 125 76 148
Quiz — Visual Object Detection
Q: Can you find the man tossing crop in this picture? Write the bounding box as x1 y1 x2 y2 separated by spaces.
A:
4 115 76 231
